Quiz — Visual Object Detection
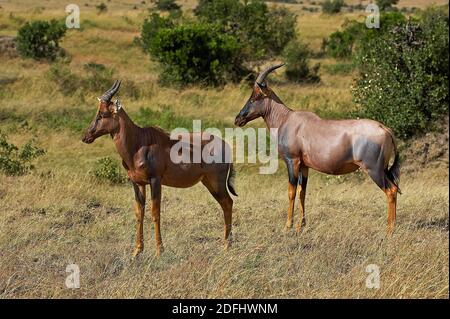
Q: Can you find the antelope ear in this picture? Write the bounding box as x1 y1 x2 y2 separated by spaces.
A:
97 97 101 102
112 98 122 113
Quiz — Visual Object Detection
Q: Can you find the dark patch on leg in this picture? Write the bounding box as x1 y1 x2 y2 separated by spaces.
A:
284 157 298 186
132 183 145 205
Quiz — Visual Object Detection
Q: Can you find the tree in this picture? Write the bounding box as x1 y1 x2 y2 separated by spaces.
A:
353 9 449 138
283 40 320 83
145 22 243 85
16 19 66 60
195 0 296 60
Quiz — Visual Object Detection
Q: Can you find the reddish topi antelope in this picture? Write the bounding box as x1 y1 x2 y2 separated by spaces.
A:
235 64 400 234
82 81 237 257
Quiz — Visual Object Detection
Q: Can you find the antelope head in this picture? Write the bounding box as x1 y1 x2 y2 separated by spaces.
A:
234 64 284 127
82 80 123 144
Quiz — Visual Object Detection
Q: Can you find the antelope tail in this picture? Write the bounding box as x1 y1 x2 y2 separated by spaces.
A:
385 132 401 194
227 163 238 197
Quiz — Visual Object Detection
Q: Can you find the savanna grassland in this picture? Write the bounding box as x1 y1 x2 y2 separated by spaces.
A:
0 0 448 298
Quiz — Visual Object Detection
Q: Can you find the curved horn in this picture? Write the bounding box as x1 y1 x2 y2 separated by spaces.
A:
100 80 121 102
256 63 285 86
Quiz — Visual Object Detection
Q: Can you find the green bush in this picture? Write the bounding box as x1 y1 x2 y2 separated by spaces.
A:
266 7 298 56
321 0 344 14
283 40 320 83
353 8 449 138
0 133 45 176
155 0 180 11
194 0 296 60
141 1 296 85
93 157 127 184
146 22 243 85
325 23 360 58
16 19 66 60
325 12 407 58
141 13 174 54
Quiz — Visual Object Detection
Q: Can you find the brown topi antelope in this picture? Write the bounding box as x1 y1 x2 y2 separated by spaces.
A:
82 81 237 257
235 64 400 235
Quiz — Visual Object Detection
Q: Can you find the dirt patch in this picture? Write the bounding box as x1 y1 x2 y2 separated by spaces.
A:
402 119 449 172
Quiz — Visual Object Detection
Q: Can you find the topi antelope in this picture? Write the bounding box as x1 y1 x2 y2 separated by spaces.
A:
235 64 400 234
82 81 237 257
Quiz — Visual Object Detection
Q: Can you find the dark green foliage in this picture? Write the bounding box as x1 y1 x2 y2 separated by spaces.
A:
146 22 243 86
266 7 298 56
141 13 174 54
376 0 398 11
283 40 320 83
194 0 296 59
155 0 180 11
141 0 296 85
0 132 45 176
325 12 407 58
353 8 449 138
16 19 66 60
321 0 344 14
325 22 360 58
93 157 126 184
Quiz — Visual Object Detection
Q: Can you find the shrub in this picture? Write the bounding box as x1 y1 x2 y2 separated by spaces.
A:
376 0 398 11
353 9 449 138
141 13 174 54
0 133 45 176
155 0 180 11
325 12 407 58
141 1 296 85
146 22 243 85
16 19 66 60
194 0 296 60
325 23 360 58
283 40 320 83
321 0 344 14
93 157 127 184
266 7 298 56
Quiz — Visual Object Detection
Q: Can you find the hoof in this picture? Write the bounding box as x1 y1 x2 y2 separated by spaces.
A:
155 245 164 257
224 241 232 251
295 220 306 235
386 227 395 236
284 221 293 231
132 247 143 258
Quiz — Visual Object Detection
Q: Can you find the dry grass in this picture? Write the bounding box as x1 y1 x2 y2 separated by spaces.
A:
0 0 448 299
